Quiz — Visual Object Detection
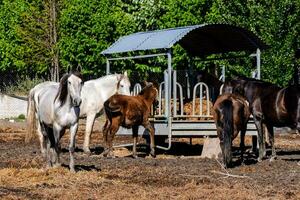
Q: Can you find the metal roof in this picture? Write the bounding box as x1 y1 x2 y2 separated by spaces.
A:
102 24 268 57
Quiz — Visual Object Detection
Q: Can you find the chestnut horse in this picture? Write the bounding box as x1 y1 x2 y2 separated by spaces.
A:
213 93 250 168
102 82 158 158
223 76 300 162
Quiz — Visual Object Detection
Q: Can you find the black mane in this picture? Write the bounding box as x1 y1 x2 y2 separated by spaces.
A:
55 71 82 106
139 82 153 96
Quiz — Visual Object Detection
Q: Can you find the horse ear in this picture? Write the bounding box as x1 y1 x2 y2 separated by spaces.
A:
152 81 159 89
143 80 149 86
124 71 128 77
116 74 121 81
76 64 82 72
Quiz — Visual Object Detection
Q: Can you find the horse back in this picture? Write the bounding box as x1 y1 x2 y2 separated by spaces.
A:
214 94 250 137
105 94 147 115
104 94 150 127
36 85 58 125
277 85 300 127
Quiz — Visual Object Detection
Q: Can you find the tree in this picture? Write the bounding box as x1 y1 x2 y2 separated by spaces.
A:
59 0 134 76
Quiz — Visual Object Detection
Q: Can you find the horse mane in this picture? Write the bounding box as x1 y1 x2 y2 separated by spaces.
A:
138 82 156 99
55 71 82 106
94 74 126 87
116 74 125 90
96 74 124 81
232 75 277 87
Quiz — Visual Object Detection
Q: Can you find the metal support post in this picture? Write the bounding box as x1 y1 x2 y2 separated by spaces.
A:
256 48 261 79
156 49 172 151
106 59 110 75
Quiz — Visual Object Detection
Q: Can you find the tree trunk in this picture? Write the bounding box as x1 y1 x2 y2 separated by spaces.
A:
49 0 59 82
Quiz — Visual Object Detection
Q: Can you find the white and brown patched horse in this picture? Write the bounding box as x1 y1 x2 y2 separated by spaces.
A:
27 71 83 172
26 72 131 155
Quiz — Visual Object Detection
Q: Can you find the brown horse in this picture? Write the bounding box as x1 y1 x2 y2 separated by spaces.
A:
213 94 251 168
223 76 300 162
102 82 158 158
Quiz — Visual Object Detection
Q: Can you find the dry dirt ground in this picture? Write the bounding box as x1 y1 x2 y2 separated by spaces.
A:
0 118 299 200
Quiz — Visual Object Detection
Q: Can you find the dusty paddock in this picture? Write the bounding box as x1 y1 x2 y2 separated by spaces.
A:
0 119 299 200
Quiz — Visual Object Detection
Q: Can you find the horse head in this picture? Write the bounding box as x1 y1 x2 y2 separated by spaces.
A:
140 81 159 107
116 71 131 95
56 71 83 107
222 79 246 96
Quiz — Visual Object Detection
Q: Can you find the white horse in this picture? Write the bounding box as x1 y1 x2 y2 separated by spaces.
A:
80 72 131 153
26 72 131 154
27 72 83 172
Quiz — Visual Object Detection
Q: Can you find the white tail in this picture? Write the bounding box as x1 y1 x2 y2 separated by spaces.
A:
25 90 36 143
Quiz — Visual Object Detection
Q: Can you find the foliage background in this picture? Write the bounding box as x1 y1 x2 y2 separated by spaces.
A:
0 0 299 88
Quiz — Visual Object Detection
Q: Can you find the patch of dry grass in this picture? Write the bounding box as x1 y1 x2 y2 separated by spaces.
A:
0 167 265 200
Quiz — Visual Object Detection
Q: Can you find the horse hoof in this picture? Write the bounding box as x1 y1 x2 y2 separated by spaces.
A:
150 151 156 158
269 157 276 162
132 154 138 159
257 157 263 162
240 159 245 166
53 163 62 168
70 168 76 173
102 153 108 157
83 148 91 155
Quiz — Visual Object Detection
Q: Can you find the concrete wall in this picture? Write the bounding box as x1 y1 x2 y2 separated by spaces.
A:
0 94 27 119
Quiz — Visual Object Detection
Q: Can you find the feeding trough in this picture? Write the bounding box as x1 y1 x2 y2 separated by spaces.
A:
101 24 268 152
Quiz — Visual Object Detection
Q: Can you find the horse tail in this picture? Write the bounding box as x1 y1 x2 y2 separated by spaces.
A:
221 99 233 167
104 99 121 113
25 89 37 143
297 97 300 133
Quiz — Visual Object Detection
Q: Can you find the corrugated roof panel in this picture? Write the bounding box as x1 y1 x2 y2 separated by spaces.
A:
101 24 268 56
136 25 201 51
102 25 201 55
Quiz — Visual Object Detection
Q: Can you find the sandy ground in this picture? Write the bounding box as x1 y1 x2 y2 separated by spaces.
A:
0 118 299 200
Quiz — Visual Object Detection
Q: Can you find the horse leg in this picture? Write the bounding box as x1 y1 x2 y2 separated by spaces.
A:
240 127 246 164
103 121 118 158
297 116 300 134
253 114 265 162
52 125 62 168
266 124 276 162
144 122 155 158
69 123 78 172
83 113 96 154
45 137 52 169
46 126 56 168
102 119 110 144
102 120 111 157
132 125 139 158
39 122 48 159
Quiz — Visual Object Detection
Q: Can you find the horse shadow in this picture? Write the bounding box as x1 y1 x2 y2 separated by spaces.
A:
61 164 101 172
231 146 258 167
275 149 300 162
61 146 105 155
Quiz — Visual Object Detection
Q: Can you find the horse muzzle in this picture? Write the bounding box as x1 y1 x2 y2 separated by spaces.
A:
73 98 82 107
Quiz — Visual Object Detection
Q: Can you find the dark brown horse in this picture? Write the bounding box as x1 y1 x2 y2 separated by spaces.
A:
195 70 223 103
102 82 158 158
213 94 250 167
223 76 300 162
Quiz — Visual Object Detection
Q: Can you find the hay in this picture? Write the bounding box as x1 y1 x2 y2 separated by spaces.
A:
183 98 213 120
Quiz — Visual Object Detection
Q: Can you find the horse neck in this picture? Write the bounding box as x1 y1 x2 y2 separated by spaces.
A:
55 90 72 110
139 93 154 109
242 82 281 105
98 75 119 96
